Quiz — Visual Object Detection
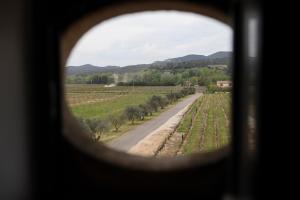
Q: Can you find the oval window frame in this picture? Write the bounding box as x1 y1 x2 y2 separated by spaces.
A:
61 0 232 171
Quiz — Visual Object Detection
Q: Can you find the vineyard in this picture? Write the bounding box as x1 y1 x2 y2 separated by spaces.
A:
180 93 231 154
157 93 231 156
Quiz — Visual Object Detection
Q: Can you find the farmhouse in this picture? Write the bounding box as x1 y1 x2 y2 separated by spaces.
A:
217 80 232 88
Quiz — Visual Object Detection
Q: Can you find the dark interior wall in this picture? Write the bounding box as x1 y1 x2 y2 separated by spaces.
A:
0 1 31 199
0 0 297 199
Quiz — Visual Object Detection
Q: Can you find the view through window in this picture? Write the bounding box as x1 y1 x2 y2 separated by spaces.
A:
64 11 232 157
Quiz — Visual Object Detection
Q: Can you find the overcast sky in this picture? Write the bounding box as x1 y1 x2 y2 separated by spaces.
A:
67 11 232 67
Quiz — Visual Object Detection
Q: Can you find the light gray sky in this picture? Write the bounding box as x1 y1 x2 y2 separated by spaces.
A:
67 11 232 67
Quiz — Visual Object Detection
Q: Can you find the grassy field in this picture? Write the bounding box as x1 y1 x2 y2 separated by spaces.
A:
65 84 183 141
178 93 231 154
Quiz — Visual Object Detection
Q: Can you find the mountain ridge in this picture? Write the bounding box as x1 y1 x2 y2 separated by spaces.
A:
67 51 232 75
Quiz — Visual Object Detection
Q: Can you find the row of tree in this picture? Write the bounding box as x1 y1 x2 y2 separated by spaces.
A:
117 67 230 86
150 58 232 71
66 73 114 84
66 66 231 87
76 87 196 141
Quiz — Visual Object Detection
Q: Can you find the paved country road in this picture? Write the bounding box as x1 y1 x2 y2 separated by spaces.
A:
107 93 202 152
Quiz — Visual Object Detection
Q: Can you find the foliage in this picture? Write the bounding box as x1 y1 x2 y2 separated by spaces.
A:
138 104 150 120
76 117 92 135
206 84 232 93
123 87 195 124
70 85 196 142
146 98 159 112
116 67 230 87
108 115 125 132
150 95 166 109
77 118 109 141
125 106 141 124
66 73 114 84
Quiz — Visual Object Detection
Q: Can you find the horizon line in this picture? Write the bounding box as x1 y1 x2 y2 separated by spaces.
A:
66 51 232 68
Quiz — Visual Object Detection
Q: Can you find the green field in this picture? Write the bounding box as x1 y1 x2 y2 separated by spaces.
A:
66 85 182 118
65 84 183 141
178 93 231 154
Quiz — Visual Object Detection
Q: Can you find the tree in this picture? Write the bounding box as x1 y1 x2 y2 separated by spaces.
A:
85 118 98 133
144 103 154 116
124 106 140 124
109 115 125 132
151 95 169 109
190 77 198 86
147 98 159 112
136 106 149 120
85 118 109 141
160 97 169 108
139 104 151 120
96 120 109 140
76 117 92 136
166 92 177 103
150 95 165 109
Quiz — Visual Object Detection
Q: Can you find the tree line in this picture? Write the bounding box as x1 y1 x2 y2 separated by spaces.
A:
66 73 114 84
117 67 230 87
150 57 231 70
76 87 196 141
66 66 231 87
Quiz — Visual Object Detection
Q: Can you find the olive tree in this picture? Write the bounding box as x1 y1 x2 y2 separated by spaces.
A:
109 114 125 132
124 106 140 124
85 118 109 141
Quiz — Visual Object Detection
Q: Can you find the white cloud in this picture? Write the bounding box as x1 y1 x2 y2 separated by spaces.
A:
67 11 232 67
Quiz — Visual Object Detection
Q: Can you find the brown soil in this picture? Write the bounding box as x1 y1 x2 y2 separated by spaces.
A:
156 132 184 157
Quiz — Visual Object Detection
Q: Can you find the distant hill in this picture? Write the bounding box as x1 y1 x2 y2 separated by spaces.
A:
66 64 118 75
154 51 232 64
66 51 232 75
164 54 207 62
208 51 232 59
66 64 148 75
150 51 232 70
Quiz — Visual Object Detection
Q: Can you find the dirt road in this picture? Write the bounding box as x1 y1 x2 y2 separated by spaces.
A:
107 93 201 152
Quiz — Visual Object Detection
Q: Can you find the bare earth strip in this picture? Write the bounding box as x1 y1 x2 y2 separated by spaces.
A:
107 93 201 155
156 132 183 157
